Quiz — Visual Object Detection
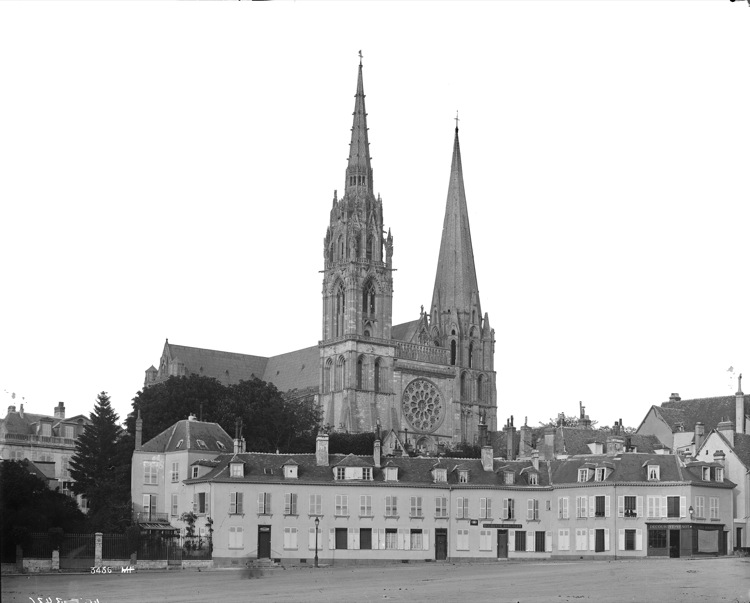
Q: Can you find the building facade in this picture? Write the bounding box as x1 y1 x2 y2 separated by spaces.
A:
143 58 497 448
0 402 91 508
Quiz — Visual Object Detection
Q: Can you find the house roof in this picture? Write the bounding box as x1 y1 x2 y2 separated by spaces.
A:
731 433 750 469
164 342 269 385
391 320 420 343
654 395 745 433
261 345 319 393
0 409 89 437
139 419 233 453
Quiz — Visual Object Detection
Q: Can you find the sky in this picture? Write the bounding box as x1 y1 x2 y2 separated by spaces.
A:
1 2 748 433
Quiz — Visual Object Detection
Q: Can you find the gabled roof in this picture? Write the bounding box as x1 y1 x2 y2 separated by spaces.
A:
699 430 750 470
139 419 233 453
654 395 744 433
334 453 373 468
261 345 319 393
163 341 269 385
391 319 420 343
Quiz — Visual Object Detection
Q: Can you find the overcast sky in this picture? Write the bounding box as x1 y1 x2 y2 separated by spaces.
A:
1 2 748 433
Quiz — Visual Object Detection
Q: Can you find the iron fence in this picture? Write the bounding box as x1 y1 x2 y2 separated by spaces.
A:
102 534 130 560
25 533 54 559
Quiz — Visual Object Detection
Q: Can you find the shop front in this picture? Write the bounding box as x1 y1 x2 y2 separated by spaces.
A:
646 523 727 558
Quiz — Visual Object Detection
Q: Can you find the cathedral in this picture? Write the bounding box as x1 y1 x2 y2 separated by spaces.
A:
144 58 497 451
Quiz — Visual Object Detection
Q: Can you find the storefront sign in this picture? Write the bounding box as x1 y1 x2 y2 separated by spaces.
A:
483 524 522 529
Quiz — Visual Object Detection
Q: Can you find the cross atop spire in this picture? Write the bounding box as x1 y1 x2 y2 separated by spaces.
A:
345 54 373 195
455 110 459 131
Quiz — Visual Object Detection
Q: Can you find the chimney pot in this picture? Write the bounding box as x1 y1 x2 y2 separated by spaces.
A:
373 439 381 468
316 434 330 466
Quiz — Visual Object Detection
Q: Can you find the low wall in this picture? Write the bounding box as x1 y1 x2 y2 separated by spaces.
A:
136 560 168 570
182 560 213 570
23 559 53 573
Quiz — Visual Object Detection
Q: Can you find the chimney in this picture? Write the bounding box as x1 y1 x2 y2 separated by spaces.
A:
233 438 245 454
19 404 24 418
316 433 329 466
135 410 143 451
737 373 745 435
606 434 625 456
504 416 516 461
519 418 532 458
713 450 726 467
7 405 16 415
544 426 556 460
669 393 681 402
373 439 381 469
481 446 494 472
717 419 735 447
188 413 197 422
478 422 488 447
54 402 65 420
579 402 591 429
694 421 705 451
531 449 539 472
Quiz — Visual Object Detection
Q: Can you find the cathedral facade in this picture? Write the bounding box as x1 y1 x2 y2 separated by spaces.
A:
145 59 496 451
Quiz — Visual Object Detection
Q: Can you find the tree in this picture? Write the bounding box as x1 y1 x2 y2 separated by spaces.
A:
69 392 132 532
126 375 228 443
329 431 377 455
0 460 85 560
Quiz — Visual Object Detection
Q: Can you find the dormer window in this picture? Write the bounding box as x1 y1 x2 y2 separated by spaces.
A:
528 473 538 486
647 465 660 481
176 439 184 449
578 468 589 483
715 468 724 482
702 466 710 481
283 463 298 479
230 463 243 478
458 470 469 484
433 468 447 483
362 467 372 480
196 439 207 450
191 466 199 479
217 441 226 451
384 466 398 482
336 467 345 480
595 467 606 482
41 423 51 437
504 471 515 485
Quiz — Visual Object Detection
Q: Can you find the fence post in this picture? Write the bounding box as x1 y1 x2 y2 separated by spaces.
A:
16 545 23 573
51 549 59 571
95 533 103 567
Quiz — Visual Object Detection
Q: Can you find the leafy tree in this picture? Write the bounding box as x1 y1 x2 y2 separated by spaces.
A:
127 375 228 443
329 431 377 455
442 442 482 458
0 460 85 559
69 392 132 532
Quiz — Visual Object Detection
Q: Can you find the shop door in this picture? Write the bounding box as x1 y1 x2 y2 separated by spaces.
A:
435 529 447 561
669 529 680 558
497 530 508 558
258 526 271 559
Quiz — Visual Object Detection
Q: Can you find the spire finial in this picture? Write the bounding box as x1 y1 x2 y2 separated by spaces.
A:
359 49 363 66
454 110 459 132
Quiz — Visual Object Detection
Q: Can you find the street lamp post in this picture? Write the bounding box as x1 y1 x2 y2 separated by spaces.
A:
314 516 320 568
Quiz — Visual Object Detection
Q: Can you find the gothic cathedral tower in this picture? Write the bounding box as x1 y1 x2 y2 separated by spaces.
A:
319 57 396 432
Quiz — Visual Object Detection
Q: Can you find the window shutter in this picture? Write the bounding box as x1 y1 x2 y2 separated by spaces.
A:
284 493 291 515
237 492 243 514
617 496 624 518
636 496 643 518
558 498 563 518
328 528 335 550
527 499 534 520
503 498 509 520
192 493 197 513
588 496 595 518
605 496 611 518
618 529 625 551
398 528 408 550
508 530 515 552
680 496 687 518
635 529 643 551
486 498 491 518
205 495 210 516
526 532 534 552
230 492 237 514
545 531 552 552
661 496 668 518
284 527 291 549
534 499 539 519
423 531 430 551
378 528 386 550
308 527 316 550
558 530 565 551
604 528 610 551
588 529 595 551
348 527 359 550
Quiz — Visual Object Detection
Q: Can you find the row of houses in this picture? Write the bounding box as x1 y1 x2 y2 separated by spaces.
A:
131 415 735 566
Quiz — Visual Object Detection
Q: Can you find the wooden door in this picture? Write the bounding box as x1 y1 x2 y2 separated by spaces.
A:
435 529 447 561
258 526 271 559
497 530 508 558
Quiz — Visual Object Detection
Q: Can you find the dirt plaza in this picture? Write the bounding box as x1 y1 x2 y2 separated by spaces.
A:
3 558 749 603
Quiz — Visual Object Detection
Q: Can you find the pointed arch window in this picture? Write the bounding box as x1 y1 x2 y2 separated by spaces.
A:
374 358 381 393
468 342 474 369
335 356 346 390
335 282 346 337
362 280 376 315
324 359 333 393
366 235 373 261
477 374 485 402
357 356 364 390
338 236 344 261
460 372 468 400
450 340 457 366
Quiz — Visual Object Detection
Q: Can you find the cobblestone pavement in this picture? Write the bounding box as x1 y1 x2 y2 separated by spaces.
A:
3 558 749 603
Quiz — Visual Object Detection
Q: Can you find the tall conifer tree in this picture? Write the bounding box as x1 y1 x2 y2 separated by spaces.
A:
70 391 132 531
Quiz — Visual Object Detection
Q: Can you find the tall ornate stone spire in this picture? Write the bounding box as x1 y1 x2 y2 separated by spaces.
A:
345 51 373 196
431 124 480 320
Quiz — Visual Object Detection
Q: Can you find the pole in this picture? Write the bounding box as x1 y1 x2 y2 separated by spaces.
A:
314 518 319 568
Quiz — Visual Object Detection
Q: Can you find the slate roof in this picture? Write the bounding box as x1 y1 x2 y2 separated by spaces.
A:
0 409 89 437
164 342 269 385
731 433 750 469
139 419 233 453
556 428 660 456
261 345 319 393
391 320 420 343
654 395 745 433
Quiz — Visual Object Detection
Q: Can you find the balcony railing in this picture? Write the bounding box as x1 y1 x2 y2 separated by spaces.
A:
0 433 77 446
395 341 450 365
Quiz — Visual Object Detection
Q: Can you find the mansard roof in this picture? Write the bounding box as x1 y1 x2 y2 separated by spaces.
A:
139 418 233 454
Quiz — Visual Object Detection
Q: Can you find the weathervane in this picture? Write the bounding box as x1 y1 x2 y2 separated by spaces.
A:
359 50 363 65
455 110 459 130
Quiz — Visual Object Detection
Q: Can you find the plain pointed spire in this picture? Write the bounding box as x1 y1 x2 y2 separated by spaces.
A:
431 124 480 317
345 52 373 194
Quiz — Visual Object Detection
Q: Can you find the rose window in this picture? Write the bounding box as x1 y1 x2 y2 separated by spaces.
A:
402 379 443 432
